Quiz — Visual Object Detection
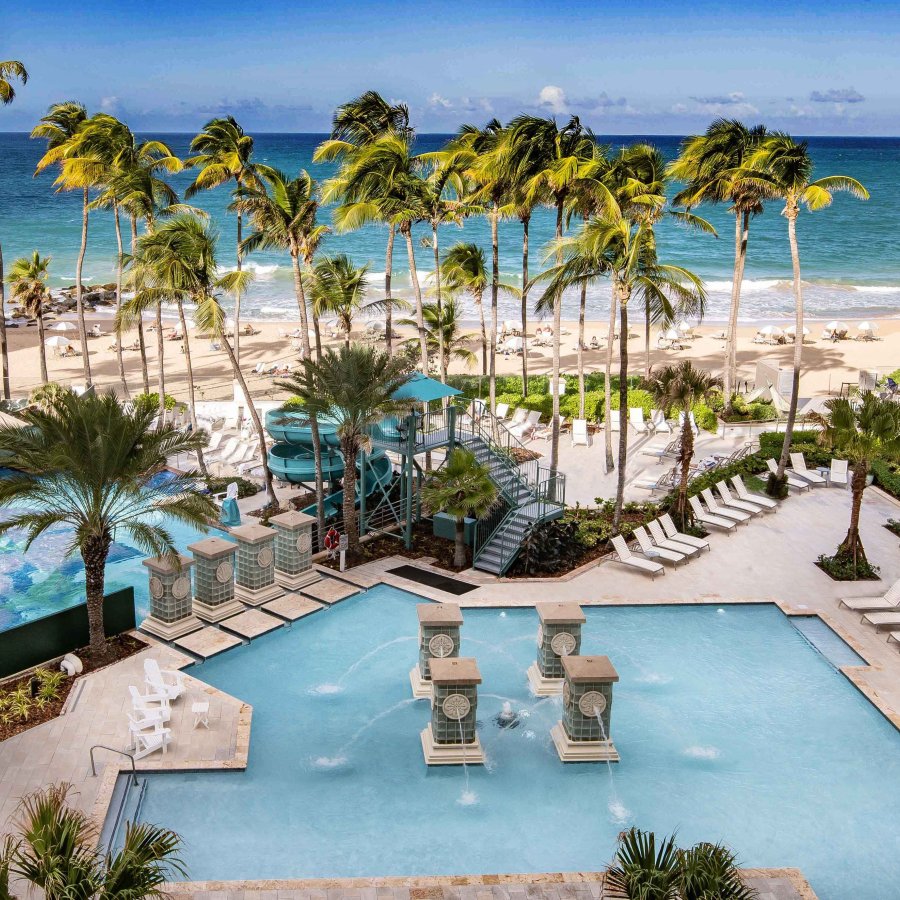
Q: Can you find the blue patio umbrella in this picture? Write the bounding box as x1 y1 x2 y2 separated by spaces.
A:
391 372 462 403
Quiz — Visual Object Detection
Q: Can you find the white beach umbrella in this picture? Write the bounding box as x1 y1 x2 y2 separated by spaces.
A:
503 336 524 352
857 321 880 332
44 335 68 347
675 321 694 334
758 325 783 336
661 328 680 341
51 321 76 332
784 325 810 336
826 320 848 331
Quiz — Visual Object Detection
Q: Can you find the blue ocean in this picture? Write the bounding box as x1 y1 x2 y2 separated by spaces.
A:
1 133 898 323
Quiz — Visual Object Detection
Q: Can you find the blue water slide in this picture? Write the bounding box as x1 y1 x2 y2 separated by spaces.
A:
300 451 394 518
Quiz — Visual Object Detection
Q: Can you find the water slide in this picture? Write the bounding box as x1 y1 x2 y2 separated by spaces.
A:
265 409 394 518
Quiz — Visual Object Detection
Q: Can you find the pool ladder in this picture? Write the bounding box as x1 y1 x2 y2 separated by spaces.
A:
91 745 147 854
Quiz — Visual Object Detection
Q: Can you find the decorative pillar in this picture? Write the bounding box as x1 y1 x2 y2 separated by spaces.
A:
551 655 620 762
188 536 243 623
230 523 283 606
421 657 485 765
269 510 320 590
140 554 202 640
527 602 586 696
410 602 463 698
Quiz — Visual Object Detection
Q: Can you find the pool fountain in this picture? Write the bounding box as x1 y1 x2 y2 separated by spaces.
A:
140 552 201 640
410 602 463 698
526 601 586 695
187 536 243 623
230 522 283 607
421 657 485 765
551 655 620 762
269 510 320 591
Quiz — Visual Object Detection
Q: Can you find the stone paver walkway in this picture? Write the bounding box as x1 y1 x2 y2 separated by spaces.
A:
263 593 325 621
176 626 243 659
221 609 284 639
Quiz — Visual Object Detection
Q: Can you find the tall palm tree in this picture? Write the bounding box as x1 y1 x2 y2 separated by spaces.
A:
402 296 476 382
314 91 412 355
670 120 768 415
7 252 52 384
811 393 900 574
422 447 498 568
309 254 371 346
279 345 413 554
185 116 261 364
742 134 869 493
0 390 214 654
441 242 488 375
646 361 722 528
0 60 28 400
2 783 186 900
31 101 93 386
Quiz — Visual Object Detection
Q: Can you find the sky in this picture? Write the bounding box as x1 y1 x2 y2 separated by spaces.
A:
3 0 899 135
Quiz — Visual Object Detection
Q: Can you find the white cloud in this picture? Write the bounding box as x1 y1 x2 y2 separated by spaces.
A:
99 96 121 113
427 92 452 109
537 85 568 115
689 91 748 106
676 91 759 117
810 87 865 103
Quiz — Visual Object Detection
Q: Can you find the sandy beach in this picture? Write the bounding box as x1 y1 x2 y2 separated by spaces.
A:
4 312 898 404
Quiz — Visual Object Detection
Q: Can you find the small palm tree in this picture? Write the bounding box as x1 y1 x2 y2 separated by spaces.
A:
7 252 52 383
677 841 758 900
279 346 413 554
422 447 497 568
646 362 722 528
811 393 900 574
0 390 214 655
441 242 489 375
401 296 475 382
1 783 185 900
309 254 371 347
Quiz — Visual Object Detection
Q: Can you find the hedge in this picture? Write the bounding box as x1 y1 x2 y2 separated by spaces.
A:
872 459 900 499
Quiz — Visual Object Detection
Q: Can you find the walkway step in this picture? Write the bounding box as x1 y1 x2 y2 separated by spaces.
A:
300 577 360 605
219 609 284 640
263 593 326 622
174 626 243 660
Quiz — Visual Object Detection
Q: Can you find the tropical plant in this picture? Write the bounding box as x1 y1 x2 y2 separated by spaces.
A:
422 447 497 568
0 60 27 105
31 102 93 386
741 134 869 494
309 254 372 346
441 242 489 374
0 390 214 655
7 252 53 383
0 783 185 900
670 119 768 415
278 345 413 554
401 296 476 382
810 393 900 574
646 362 722 528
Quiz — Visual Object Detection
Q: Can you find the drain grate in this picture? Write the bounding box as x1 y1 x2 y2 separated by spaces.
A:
387 564 478 595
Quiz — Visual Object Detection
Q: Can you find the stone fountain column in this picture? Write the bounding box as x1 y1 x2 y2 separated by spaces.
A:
552 655 620 762
269 510 320 590
188 536 243 623
230 523 283 607
421 657 485 765
410 602 463 698
140 554 202 640
526 601 586 696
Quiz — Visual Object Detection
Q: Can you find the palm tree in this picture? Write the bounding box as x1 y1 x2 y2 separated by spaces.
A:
1 783 185 900
279 345 413 554
811 393 900 574
309 254 371 347
441 242 489 375
742 134 869 494
670 120 768 415
422 447 497 568
0 390 214 655
402 296 476 382
7 252 52 384
0 60 28 400
314 91 412 355
646 362 722 528
185 116 261 364
31 101 93 387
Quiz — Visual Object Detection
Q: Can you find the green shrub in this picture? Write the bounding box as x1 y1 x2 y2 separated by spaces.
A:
610 388 653 416
691 402 718 432
204 476 260 498
559 390 605 421
872 459 900 499
134 392 178 411
512 518 587 575
816 554 880 581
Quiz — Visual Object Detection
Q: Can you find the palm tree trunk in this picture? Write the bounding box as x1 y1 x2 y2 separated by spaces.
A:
489 205 499 416
644 302 651 380
578 280 586 417
113 204 128 398
131 217 150 393
604 284 618 472
0 242 10 399
724 210 750 415
234 207 242 366
403 225 428 372
221 333 276 504
177 300 208 477
36 308 48 383
291 251 326 546
82 532 112 655
454 516 466 569
676 410 694 528
774 207 803 486
613 289 630 529
385 225 395 355
476 291 487 377
432 223 445 378
75 188 92 387
837 459 869 569
155 303 166 426
341 435 360 553
521 215 530 396
549 202 564 477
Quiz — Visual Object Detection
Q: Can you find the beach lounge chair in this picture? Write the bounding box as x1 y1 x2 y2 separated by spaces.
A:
766 458 811 492
629 408 649 433
633 525 691 564
658 514 711 552
508 410 541 441
715 481 769 515
495 402 510 420
572 418 590 447
144 658 185 701
129 684 171 721
641 438 680 461
839 578 900 612
647 519 700 557
610 534 665 578
700 488 751 523
790 453 827 486
688 495 737 532
130 722 172 760
731 475 778 510
829 459 850 487
649 409 671 433
504 408 528 432
860 612 900 632
609 410 621 432
632 466 677 494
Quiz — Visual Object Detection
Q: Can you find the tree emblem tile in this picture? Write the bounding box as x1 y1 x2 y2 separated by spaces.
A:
442 693 471 720
428 633 454 658
172 576 191 600
550 631 576 656
296 532 312 553
257 548 274 568
216 561 233 583
149 576 164 600
578 690 607 718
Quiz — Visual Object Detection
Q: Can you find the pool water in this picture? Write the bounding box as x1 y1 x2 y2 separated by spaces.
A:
135 588 900 899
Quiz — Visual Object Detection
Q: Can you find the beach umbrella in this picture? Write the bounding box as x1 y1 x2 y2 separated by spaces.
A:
826 320 848 332
44 335 68 347
51 321 76 332
857 321 879 332
661 328 680 341
503 336 524 352
784 325 810 336
758 325 783 336
675 321 694 334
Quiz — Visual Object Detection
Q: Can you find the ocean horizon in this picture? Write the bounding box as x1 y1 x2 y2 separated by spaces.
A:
2 132 899 324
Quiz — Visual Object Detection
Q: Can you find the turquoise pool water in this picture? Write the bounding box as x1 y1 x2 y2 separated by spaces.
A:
135 588 900 899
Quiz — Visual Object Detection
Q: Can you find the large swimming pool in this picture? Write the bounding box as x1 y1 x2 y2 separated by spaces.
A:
134 587 900 899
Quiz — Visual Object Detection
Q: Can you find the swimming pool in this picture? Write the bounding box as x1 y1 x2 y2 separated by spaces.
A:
133 588 900 899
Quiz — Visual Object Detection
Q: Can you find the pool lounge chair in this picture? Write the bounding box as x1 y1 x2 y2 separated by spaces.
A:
688 495 737 532
572 418 590 447
829 459 850 487
508 410 541 441
631 525 688 565
495 402 510 421
145 658 186 701
860 611 900 632
649 409 671 433
609 409 621 432
658 514 711 552
610 534 665 578
790 453 827 486
700 488 751 524
503 408 528 432
646 519 700 557
629 408 649 433
730 475 778 510
715 481 769 515
840 578 900 612
641 438 680 461
766 458 811 492
632 466 677 494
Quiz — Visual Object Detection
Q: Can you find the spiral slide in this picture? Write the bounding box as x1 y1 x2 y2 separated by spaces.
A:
265 409 394 518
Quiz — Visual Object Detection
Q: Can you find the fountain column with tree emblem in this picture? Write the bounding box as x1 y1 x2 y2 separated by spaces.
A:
230 522 284 607
188 536 244 623
141 554 202 640
269 510 322 590
421 657 485 765
410 602 463 698
527 602 586 696
552 655 620 763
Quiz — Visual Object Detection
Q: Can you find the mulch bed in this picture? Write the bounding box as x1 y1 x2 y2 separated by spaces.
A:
0 633 145 743
319 522 464 573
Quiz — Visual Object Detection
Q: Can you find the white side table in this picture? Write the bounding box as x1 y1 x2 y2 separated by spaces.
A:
191 701 210 729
